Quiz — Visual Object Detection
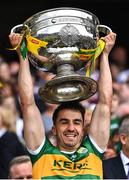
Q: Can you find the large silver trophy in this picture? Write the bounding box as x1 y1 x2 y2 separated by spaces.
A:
11 7 111 104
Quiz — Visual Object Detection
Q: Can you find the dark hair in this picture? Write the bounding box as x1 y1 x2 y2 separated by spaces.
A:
52 101 85 125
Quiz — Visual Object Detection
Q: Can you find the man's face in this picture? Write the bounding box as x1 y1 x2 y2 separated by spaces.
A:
10 162 32 179
53 109 84 151
111 94 119 114
120 133 129 156
119 83 129 102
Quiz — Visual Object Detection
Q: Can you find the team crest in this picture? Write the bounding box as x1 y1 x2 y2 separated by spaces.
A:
77 147 88 154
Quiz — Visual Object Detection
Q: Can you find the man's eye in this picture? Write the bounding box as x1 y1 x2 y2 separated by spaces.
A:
75 122 80 124
74 120 81 125
61 121 67 124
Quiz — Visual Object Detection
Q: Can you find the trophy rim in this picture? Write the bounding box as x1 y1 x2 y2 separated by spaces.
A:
24 7 100 25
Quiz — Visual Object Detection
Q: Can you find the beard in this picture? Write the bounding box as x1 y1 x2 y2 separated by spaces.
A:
57 134 83 150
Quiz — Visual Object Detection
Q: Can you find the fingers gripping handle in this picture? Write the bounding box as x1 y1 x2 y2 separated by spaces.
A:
96 25 112 35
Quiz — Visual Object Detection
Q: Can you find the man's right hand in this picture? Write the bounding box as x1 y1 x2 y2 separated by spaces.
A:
9 33 23 54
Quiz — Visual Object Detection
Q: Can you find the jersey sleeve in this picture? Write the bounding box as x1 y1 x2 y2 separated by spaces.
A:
28 137 53 165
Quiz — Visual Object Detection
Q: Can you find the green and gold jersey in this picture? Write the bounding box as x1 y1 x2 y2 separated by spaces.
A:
29 136 103 179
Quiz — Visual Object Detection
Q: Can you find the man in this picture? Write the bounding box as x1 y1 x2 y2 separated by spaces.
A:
103 115 129 179
9 31 116 179
8 155 32 179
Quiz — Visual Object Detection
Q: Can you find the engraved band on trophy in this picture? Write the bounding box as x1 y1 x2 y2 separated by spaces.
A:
11 7 112 104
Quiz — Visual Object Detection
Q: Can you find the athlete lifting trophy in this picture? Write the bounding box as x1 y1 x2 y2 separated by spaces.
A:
11 7 112 104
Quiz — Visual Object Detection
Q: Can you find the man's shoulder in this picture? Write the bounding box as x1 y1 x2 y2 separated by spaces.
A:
82 135 104 158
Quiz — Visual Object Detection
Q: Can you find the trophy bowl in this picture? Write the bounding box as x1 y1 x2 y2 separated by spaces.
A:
11 7 111 104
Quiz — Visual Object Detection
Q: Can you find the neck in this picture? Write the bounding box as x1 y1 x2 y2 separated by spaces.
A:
58 143 80 152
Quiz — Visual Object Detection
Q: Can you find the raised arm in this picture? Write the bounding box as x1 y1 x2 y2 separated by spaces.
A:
9 33 45 151
89 32 116 150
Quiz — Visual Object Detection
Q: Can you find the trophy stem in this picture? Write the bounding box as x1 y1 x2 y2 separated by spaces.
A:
57 64 75 76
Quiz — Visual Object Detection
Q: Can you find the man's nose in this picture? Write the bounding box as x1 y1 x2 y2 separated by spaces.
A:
67 123 75 131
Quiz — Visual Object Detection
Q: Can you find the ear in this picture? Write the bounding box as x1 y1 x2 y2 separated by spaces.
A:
52 126 57 136
120 134 127 145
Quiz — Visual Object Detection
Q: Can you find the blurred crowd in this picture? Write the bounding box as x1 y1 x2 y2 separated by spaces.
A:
1 44 129 178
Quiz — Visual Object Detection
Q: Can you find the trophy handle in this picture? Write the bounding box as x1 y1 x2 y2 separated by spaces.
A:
96 25 112 35
11 24 29 33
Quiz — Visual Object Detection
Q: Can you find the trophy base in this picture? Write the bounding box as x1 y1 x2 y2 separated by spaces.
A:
38 75 97 104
